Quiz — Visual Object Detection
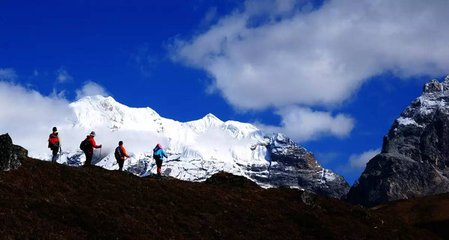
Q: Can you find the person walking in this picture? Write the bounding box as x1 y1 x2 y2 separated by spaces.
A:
114 141 130 171
153 143 167 177
80 131 102 167
48 127 60 163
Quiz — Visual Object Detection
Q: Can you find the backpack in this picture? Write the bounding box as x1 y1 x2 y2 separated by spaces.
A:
80 138 91 151
48 140 56 149
48 134 59 149
153 147 161 160
114 146 122 160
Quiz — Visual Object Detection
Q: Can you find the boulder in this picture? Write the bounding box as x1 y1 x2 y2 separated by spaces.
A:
0 133 27 171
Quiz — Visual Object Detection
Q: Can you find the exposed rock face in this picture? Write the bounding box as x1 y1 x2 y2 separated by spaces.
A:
348 77 449 206
0 133 27 171
249 134 350 198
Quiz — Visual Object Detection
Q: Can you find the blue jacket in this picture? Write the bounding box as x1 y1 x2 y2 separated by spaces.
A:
153 148 167 160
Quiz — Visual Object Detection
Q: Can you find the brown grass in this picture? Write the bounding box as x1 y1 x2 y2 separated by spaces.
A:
0 158 444 240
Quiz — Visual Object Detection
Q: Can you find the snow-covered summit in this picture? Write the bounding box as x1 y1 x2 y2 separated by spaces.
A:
70 95 162 131
395 76 449 129
36 95 349 197
422 76 449 94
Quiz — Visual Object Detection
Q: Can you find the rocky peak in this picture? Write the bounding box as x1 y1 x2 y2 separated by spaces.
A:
422 76 449 94
248 133 349 198
348 76 449 206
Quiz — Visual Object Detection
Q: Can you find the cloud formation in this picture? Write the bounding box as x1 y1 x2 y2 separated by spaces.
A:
258 106 354 142
76 81 109 99
0 81 76 156
172 0 449 140
348 148 380 170
0 80 155 161
0 78 112 157
173 0 449 110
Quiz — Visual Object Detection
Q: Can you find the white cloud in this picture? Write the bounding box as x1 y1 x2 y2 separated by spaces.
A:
348 148 380 170
0 81 78 155
76 81 109 99
0 80 159 161
0 68 17 81
172 0 449 110
257 106 354 142
56 68 73 83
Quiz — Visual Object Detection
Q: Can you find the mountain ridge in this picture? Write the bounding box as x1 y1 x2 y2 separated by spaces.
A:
0 156 441 240
30 95 350 198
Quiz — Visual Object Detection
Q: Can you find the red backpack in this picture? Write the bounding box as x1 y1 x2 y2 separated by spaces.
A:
48 134 59 149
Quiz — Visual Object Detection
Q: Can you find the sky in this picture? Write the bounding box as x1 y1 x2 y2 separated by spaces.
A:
1 0 449 184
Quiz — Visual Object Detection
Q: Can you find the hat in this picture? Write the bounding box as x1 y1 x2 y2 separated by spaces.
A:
118 141 123 145
156 143 162 148
52 127 57 132
90 131 96 137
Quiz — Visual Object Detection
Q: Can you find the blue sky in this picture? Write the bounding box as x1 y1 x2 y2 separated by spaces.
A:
1 0 449 184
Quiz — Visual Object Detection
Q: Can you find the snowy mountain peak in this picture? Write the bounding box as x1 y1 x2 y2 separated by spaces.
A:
75 95 117 106
70 95 161 131
395 77 449 129
34 95 349 197
185 113 224 133
204 113 220 120
200 113 223 125
423 76 449 94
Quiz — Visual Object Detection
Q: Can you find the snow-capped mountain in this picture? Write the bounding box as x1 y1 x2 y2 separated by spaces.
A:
348 76 449 206
34 95 349 198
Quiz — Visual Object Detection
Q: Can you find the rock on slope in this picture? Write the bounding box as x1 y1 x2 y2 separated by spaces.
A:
0 133 27 171
348 77 449 206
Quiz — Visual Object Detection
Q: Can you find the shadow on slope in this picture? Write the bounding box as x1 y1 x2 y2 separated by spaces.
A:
0 158 441 240
374 193 449 240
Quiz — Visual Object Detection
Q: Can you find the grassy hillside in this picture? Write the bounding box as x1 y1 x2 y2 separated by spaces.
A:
0 158 445 239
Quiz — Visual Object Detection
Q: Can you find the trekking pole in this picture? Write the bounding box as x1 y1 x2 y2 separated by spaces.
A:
98 148 102 163
58 146 62 161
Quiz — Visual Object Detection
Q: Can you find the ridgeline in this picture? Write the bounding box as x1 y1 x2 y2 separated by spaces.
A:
1 157 448 239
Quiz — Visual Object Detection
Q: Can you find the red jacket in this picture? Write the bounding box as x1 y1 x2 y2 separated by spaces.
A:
119 145 129 159
85 135 101 154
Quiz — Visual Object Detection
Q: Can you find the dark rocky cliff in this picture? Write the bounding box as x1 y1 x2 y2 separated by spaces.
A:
348 77 449 206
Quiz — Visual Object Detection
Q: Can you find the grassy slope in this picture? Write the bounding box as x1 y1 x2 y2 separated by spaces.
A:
0 158 443 240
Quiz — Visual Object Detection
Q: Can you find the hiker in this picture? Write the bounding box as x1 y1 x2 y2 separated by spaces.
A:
114 141 130 171
80 131 102 167
48 127 60 163
153 143 167 177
